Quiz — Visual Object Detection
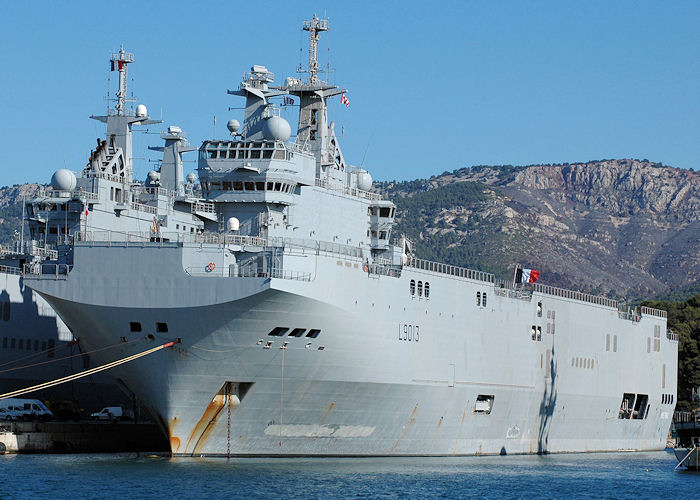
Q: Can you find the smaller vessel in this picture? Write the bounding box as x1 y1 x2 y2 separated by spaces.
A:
674 437 700 471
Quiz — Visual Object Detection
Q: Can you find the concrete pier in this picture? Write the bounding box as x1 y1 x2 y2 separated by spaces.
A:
0 421 168 454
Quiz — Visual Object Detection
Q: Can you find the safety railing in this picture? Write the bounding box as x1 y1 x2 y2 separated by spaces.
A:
493 287 532 300
23 263 72 279
618 310 642 322
667 330 679 342
641 306 667 319
533 283 618 309
129 201 158 215
366 262 401 278
0 265 21 276
405 256 495 284
315 178 382 201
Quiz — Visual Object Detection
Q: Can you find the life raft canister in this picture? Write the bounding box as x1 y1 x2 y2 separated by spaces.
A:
206 262 216 272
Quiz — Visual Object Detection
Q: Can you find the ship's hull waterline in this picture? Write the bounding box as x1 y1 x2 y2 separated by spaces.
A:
31 244 677 457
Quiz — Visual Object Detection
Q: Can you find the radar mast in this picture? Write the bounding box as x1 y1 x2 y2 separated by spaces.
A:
299 15 329 85
110 45 135 116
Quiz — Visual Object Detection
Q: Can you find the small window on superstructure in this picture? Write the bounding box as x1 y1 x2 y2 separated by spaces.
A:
275 182 282 191
273 150 285 160
156 322 168 333
537 302 542 317
191 227 194 233
233 181 243 191
244 181 255 191
130 322 142 333
267 182 274 191
256 182 265 191
417 281 423 297
176 224 179 230
531 326 536 341
306 329 321 338
425 282 430 298
380 207 390 217
476 292 481 306
208 150 217 159
410 280 416 295
223 181 232 190
263 149 273 159
379 231 387 239
483 293 487 307
289 328 306 337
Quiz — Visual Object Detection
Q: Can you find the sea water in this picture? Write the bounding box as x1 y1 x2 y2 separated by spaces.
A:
0 451 695 499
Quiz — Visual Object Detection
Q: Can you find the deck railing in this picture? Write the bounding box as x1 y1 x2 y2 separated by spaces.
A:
405 256 495 284
641 305 667 318
533 283 618 308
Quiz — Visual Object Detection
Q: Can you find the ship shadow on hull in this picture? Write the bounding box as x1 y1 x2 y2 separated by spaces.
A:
538 344 557 454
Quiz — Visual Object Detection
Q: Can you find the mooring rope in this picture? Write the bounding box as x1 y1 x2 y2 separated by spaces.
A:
0 339 139 375
0 340 179 400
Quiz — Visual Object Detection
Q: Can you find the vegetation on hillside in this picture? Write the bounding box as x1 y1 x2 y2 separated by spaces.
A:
642 294 700 411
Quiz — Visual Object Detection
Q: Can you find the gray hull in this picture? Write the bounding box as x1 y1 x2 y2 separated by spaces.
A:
29 243 678 456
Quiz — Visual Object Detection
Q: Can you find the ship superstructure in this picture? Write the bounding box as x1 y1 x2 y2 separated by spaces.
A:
24 17 677 456
0 47 206 410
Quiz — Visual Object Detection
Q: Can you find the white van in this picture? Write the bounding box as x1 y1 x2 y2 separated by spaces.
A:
91 406 123 420
0 398 53 421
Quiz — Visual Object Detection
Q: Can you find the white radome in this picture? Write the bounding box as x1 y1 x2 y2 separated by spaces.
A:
262 116 291 142
227 217 240 232
136 104 148 118
186 172 197 184
50 169 77 192
227 119 241 135
357 170 373 191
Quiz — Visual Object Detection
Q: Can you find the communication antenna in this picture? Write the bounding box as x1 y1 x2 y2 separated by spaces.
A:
298 14 329 85
110 45 135 116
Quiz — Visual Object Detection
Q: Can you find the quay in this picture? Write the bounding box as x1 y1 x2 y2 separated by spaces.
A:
0 421 168 454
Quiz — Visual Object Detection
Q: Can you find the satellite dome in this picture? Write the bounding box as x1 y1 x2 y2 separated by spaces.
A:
147 170 160 185
50 169 77 192
262 116 291 142
357 169 373 191
227 217 240 232
227 119 240 135
136 104 148 118
186 172 197 184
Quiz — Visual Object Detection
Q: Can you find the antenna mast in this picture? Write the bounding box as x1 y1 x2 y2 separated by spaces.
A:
301 15 328 85
110 45 135 116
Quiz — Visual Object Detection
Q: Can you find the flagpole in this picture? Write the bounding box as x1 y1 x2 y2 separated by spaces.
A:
512 264 520 289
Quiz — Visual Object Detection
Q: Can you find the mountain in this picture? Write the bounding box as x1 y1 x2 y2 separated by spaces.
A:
379 159 700 301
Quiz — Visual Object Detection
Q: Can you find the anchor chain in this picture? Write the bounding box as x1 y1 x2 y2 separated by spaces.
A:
226 382 232 458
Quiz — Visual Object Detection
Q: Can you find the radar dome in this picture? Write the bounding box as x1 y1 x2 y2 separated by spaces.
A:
357 169 373 191
227 119 240 135
186 172 197 184
262 116 291 142
227 217 240 232
136 104 148 118
50 169 77 192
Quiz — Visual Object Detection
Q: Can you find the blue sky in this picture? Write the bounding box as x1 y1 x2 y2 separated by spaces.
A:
1 1 699 187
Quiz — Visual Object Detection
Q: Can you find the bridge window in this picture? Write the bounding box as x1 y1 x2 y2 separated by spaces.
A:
380 207 391 217
306 329 321 338
256 182 265 191
223 181 232 190
244 181 254 191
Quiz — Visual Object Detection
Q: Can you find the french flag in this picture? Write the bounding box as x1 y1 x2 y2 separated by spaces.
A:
516 268 540 284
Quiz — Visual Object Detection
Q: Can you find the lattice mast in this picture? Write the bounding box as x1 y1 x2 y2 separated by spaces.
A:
300 15 328 85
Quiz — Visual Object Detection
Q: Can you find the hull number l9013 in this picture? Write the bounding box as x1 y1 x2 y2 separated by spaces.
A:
399 324 419 342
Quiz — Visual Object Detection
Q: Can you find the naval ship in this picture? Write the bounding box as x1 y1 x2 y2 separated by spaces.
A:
24 17 678 456
0 47 204 410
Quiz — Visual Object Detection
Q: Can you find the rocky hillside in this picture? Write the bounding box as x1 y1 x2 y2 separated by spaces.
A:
380 159 700 301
